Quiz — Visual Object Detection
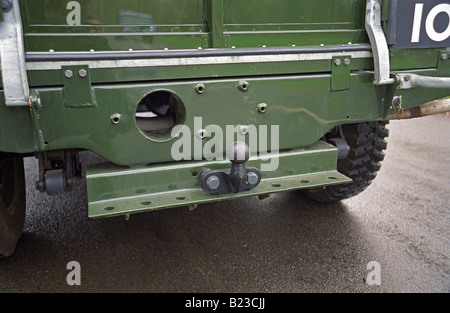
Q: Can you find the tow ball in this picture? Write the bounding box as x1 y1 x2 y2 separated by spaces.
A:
200 142 261 195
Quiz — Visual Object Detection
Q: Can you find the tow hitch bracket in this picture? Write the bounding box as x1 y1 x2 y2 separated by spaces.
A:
200 142 261 195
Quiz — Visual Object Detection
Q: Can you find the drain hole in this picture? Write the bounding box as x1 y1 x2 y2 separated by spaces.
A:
136 90 185 139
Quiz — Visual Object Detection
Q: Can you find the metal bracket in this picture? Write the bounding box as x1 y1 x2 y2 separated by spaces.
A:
200 166 261 195
0 0 29 106
365 0 395 85
62 65 96 107
396 73 450 90
395 48 450 90
331 56 351 91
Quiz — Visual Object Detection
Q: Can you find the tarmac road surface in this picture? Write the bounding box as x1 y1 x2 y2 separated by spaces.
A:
0 112 449 293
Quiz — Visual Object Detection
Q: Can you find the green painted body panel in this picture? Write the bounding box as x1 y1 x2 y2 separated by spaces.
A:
3 67 448 165
0 0 449 217
0 0 447 161
21 0 205 51
7 73 385 165
20 0 367 51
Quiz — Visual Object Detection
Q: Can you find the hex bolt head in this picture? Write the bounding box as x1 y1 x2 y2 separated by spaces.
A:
64 70 73 79
343 58 351 66
247 172 259 185
206 175 221 190
441 53 448 60
78 69 87 78
334 59 342 66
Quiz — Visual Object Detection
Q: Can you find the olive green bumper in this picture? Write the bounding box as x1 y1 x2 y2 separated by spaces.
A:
86 141 351 218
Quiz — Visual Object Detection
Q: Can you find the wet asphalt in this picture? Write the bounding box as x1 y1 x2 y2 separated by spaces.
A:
0 113 448 293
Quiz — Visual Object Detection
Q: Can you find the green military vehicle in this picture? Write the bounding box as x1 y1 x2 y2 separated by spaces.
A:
1 0 449 257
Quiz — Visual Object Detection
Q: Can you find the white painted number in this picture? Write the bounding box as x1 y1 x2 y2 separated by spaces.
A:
411 3 424 43
411 3 450 43
426 4 450 42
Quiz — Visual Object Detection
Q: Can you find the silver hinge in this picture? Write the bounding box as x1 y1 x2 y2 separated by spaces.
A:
0 0 29 106
365 0 395 85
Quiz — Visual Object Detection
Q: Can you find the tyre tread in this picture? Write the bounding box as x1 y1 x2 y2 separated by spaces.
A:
304 121 389 202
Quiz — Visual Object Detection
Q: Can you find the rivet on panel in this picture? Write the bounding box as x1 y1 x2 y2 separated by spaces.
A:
195 83 205 94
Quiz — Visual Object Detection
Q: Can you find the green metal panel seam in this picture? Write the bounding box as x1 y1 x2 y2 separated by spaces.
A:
207 0 225 48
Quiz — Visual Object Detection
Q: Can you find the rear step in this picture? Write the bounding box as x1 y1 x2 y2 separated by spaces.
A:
86 141 351 218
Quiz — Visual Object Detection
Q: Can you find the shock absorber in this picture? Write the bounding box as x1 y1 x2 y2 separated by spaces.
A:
35 150 82 195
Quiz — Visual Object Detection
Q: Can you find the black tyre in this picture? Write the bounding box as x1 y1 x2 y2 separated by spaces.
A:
303 121 389 202
0 157 26 257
